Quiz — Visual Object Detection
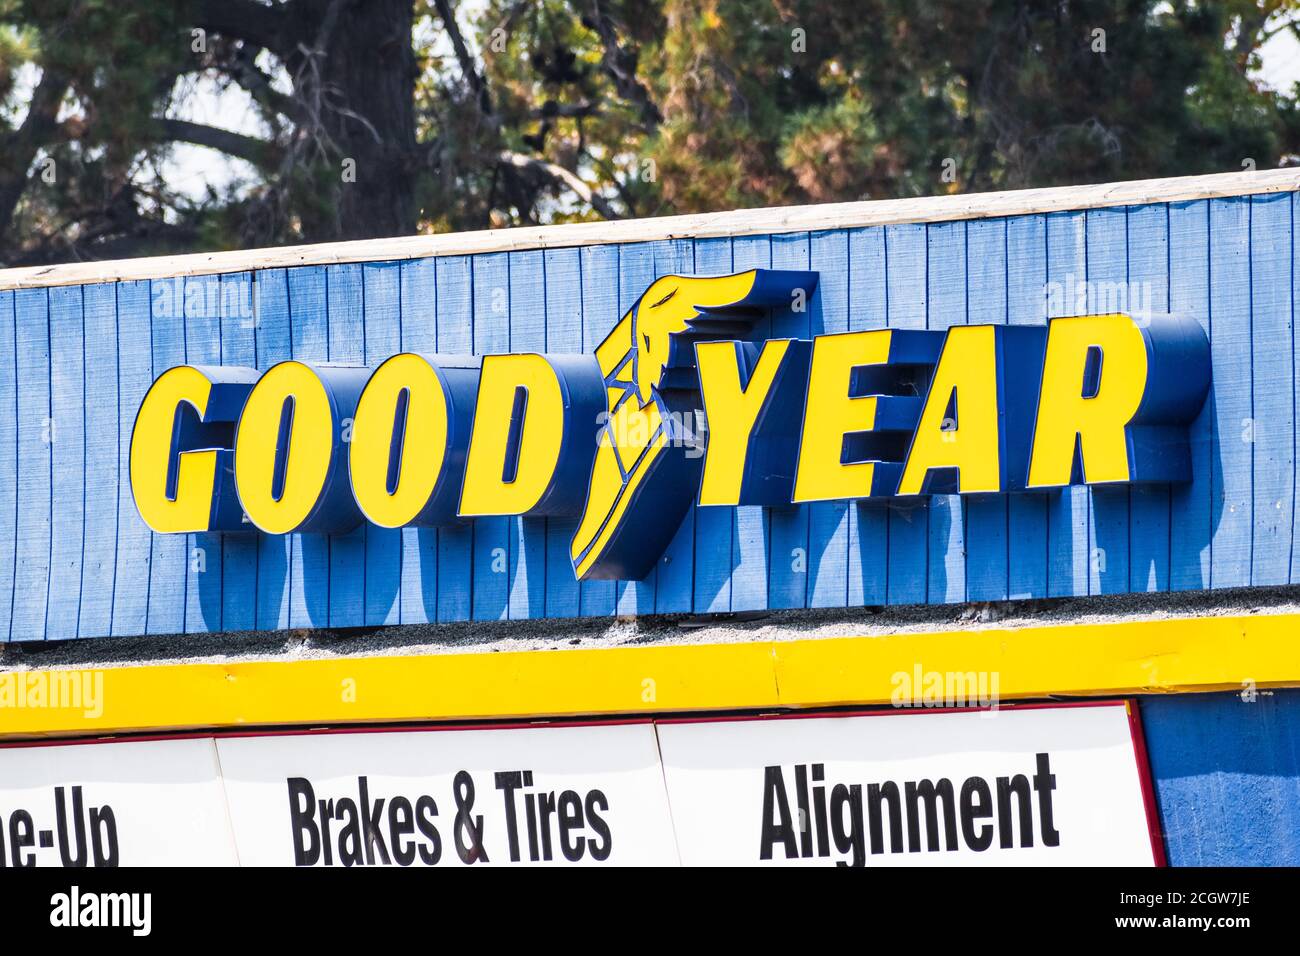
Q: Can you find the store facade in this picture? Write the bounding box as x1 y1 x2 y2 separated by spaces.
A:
0 169 1297 865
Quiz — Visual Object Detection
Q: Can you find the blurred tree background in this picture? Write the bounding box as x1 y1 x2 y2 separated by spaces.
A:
0 0 1297 264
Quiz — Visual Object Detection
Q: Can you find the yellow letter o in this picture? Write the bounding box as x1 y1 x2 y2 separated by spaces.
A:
350 353 451 527
234 361 337 534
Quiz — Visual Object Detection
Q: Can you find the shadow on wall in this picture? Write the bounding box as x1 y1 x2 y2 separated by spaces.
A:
1140 688 1300 866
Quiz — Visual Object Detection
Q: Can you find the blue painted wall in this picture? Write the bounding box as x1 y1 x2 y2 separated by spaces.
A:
1 190 1297 640
1140 688 1300 866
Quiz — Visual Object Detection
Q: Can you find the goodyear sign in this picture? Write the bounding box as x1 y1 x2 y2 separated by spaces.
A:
129 269 1210 581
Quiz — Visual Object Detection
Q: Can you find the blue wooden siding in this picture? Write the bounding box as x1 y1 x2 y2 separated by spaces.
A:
3 191 1296 640
965 218 1009 601
253 269 293 631
13 288 51 641
1141 688 1300 866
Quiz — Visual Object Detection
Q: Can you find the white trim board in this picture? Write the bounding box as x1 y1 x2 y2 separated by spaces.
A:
2 167 1297 291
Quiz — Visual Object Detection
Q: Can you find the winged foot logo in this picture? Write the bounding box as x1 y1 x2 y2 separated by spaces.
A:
572 270 816 579
129 268 1210 582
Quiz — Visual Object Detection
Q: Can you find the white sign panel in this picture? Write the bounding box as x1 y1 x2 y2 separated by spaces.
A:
656 704 1158 866
0 704 1159 867
216 722 678 866
0 738 238 866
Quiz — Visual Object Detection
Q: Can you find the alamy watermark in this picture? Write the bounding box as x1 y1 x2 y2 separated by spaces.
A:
891 663 1000 710
151 275 257 325
1045 273 1154 324
0 670 104 719
597 407 707 459
50 887 151 936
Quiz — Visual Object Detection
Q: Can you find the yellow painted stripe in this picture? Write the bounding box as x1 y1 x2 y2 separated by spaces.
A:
773 613 1300 706
1 612 1298 739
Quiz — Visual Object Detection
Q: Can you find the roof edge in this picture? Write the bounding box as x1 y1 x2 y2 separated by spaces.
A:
2 167 1296 291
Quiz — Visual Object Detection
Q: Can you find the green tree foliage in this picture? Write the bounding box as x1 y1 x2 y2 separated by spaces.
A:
0 0 1296 264
650 0 1300 206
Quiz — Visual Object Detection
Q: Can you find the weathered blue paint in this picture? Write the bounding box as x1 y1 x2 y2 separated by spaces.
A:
253 269 293 632
397 256 438 626
885 222 929 606
965 218 1009 601
927 220 967 606
362 260 404 628
729 235 772 614
508 249 550 621
1046 211 1090 598
286 266 330 630
541 247 583 620
808 229 850 609
1127 204 1172 593
219 272 259 634
3 191 1298 639
847 227 889 607
1140 689 1300 866
183 274 220 635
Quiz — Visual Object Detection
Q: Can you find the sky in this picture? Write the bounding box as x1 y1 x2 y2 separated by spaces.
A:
1259 21 1300 90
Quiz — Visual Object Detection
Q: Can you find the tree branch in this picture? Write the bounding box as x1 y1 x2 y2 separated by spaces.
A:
193 0 292 55
534 100 600 120
581 0 662 128
222 44 303 125
159 118 281 167
312 0 351 53
497 150 622 219
12 220 204 267
0 66 72 241
432 0 496 123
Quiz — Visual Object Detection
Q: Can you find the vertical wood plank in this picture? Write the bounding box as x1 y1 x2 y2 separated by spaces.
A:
286 266 330 628
730 235 773 611
46 285 85 639
965 218 1009 601
1045 212 1089 598
614 242 658 615
1084 207 1131 595
1169 201 1213 590
1208 197 1253 588
1293 192 1300 586
13 289 51 641
218 273 258 632
578 244 618 617
1126 204 1171 592
325 263 366 627
543 247 583 618
398 257 438 625
1249 192 1293 585
183 275 223 634
0 293 14 640
884 223 928 605
362 261 403 625
145 279 186 635
651 238 697 614
434 255 473 622
471 252 511 621
769 233 812 610
506 249 548 619
847 227 889 606
925 220 967 604
253 269 292 631
1006 215 1050 598
111 281 153 636
691 236 734 613
806 230 850 608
